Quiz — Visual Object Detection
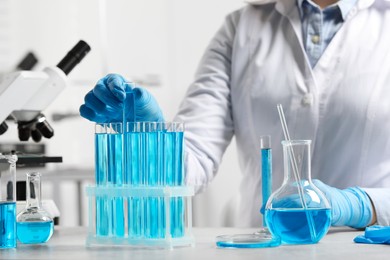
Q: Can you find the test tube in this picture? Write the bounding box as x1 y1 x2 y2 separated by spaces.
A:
0 155 17 249
169 122 185 238
260 135 272 228
107 123 124 237
144 122 159 238
95 124 109 236
126 122 143 238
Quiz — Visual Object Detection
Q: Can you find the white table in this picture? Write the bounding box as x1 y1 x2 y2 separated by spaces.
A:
1 227 389 259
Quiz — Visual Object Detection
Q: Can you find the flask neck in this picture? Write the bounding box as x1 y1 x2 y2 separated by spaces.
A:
26 172 42 209
282 140 312 183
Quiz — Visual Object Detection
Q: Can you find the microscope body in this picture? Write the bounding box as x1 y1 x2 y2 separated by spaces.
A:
0 40 90 142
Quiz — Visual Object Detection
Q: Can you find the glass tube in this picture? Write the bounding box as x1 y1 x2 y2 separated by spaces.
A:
0 155 17 249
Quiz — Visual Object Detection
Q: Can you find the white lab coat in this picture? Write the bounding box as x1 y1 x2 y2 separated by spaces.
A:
174 0 390 227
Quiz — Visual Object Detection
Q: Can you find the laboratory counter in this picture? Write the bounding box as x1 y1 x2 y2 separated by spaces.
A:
1 227 389 260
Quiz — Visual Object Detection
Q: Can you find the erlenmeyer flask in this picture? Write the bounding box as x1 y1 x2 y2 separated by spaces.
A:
265 140 331 244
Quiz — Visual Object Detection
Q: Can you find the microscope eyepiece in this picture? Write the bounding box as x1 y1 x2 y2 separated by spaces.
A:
57 40 91 75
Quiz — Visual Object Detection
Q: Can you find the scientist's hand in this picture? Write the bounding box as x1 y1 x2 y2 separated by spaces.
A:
79 74 164 123
313 179 374 228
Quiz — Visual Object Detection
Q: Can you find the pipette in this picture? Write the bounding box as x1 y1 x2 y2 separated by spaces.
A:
123 82 135 128
276 104 317 241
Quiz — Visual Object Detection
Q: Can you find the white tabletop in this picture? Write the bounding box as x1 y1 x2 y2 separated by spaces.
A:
1 227 389 260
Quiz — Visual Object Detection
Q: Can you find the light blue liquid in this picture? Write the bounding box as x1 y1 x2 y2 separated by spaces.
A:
107 133 124 237
107 133 123 185
17 221 53 244
125 132 141 185
265 208 331 244
128 197 143 238
170 198 185 238
0 202 16 248
95 133 109 236
145 131 159 238
167 131 185 237
95 132 125 237
125 130 185 239
95 133 108 185
261 148 271 227
125 132 143 238
112 198 124 237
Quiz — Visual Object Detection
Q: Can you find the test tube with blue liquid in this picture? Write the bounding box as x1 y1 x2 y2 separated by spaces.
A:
0 155 17 249
107 123 124 237
125 122 144 238
260 135 272 230
165 122 185 238
215 137 281 248
146 122 165 239
95 124 109 236
142 122 159 238
95 122 124 237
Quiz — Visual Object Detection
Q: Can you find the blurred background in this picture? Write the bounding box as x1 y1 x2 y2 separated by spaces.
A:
0 0 244 227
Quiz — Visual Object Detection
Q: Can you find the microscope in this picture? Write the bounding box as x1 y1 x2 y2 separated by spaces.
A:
0 40 91 225
0 40 91 142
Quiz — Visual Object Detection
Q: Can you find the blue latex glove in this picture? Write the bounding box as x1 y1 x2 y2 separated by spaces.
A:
313 179 373 228
354 225 390 244
79 74 164 123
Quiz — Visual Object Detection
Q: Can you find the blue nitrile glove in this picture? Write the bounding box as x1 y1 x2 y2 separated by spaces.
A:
79 73 164 123
313 179 373 228
354 225 390 244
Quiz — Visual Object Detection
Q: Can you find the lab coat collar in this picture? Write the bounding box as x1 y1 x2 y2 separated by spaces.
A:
245 0 377 11
296 0 358 21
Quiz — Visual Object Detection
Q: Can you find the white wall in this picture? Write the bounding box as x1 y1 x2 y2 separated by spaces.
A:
0 0 244 227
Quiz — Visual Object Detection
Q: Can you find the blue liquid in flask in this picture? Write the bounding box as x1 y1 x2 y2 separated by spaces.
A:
17 221 54 244
265 208 331 244
0 202 16 248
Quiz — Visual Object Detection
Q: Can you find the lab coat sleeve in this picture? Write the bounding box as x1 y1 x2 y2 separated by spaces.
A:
174 11 241 193
363 188 390 226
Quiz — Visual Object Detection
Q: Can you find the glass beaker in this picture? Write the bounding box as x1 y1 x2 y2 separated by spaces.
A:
16 172 54 244
0 154 17 249
264 140 331 244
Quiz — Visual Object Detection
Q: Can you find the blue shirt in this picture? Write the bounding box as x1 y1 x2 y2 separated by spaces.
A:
297 0 358 67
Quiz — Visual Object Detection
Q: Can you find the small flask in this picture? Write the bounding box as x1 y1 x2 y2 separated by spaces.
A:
265 140 331 244
16 172 53 244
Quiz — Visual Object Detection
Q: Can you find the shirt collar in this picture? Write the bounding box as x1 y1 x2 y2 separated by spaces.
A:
297 0 358 20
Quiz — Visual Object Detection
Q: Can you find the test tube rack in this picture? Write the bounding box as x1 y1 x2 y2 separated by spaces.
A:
86 185 194 248
86 122 194 249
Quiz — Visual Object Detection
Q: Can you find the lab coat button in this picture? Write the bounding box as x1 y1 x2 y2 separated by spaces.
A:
311 35 320 44
302 94 313 106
